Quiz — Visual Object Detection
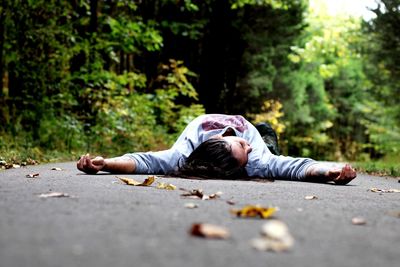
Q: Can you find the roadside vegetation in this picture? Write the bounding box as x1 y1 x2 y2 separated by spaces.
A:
0 0 399 176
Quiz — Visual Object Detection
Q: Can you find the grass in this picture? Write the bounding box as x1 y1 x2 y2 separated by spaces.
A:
354 155 400 177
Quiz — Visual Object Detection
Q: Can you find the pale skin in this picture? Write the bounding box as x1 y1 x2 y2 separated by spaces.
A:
77 136 357 185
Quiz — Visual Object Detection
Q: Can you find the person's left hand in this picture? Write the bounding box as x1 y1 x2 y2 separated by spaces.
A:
328 164 357 185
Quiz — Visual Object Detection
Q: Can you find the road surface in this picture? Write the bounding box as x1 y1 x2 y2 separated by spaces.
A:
0 162 399 267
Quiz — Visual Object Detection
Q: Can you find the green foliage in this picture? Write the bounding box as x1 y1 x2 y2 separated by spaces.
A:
0 0 399 171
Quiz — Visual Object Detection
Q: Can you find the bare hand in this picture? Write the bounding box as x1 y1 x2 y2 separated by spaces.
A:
327 164 357 185
77 154 106 174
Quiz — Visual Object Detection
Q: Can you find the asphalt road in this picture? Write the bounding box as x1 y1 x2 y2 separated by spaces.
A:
1 162 399 267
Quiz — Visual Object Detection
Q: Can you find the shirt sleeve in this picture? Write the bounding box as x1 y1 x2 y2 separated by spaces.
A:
123 149 182 174
243 121 317 180
246 153 317 180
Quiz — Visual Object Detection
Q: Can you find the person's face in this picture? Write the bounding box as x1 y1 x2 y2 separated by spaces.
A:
220 136 252 167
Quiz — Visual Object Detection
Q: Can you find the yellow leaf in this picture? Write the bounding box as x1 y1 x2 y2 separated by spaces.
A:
156 182 176 190
117 176 155 186
230 205 277 219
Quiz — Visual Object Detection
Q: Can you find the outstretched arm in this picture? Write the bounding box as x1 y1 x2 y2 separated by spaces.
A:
77 154 136 174
305 163 357 185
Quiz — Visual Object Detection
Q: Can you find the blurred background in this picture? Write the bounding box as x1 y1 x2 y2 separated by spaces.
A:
0 0 399 174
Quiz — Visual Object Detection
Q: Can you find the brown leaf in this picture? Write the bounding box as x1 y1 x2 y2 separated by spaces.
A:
230 205 277 219
181 189 222 200
117 176 155 186
369 188 400 193
26 173 40 178
190 223 230 239
38 192 70 198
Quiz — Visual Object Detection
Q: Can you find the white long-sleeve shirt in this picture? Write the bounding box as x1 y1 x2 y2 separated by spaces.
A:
124 114 317 180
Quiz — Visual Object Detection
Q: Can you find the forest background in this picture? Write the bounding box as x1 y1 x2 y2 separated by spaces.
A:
0 0 399 175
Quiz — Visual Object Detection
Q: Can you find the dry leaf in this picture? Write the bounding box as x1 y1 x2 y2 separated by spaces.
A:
181 189 204 198
26 173 40 178
251 220 294 252
226 200 236 205
304 195 318 200
352 217 367 225
181 189 221 200
38 192 70 198
51 167 62 171
369 188 400 193
184 203 198 209
156 182 176 190
230 205 277 219
117 176 155 186
190 223 230 239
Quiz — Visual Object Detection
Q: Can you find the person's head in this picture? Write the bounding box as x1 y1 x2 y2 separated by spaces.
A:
178 136 252 179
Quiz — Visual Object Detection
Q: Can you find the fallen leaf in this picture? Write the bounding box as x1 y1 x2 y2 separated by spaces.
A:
226 200 236 205
12 164 21 169
117 176 155 186
26 173 40 178
184 203 198 209
304 195 318 200
38 192 70 198
51 167 62 171
181 189 222 200
230 205 277 219
190 223 230 239
251 220 294 252
352 217 367 225
156 182 176 190
369 188 400 193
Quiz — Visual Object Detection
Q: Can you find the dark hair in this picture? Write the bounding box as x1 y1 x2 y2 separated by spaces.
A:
178 138 246 179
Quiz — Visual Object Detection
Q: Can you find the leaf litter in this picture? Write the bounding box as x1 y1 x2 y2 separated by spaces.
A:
156 182 176 190
38 192 71 198
180 189 222 200
251 220 294 252
26 173 40 178
304 195 318 200
351 217 367 225
369 188 400 193
117 176 155 186
190 223 230 239
230 205 277 219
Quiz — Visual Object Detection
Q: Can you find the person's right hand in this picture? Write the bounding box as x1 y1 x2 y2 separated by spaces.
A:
77 154 106 174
